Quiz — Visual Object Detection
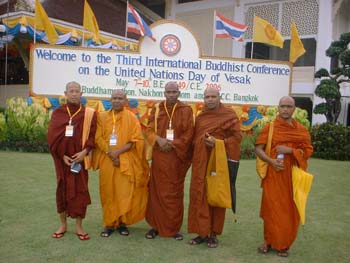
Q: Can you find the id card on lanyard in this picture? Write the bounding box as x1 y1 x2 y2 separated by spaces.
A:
65 105 82 137
164 102 177 141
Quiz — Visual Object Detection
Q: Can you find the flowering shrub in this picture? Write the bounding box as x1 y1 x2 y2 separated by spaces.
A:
0 97 50 152
254 106 310 132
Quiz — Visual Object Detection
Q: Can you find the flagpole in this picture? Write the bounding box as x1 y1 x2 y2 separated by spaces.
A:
212 10 216 56
124 0 129 50
250 15 255 59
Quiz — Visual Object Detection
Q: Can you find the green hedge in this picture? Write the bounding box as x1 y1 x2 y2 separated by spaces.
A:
311 123 350 160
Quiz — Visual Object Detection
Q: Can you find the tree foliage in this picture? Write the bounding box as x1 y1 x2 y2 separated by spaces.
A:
314 32 350 124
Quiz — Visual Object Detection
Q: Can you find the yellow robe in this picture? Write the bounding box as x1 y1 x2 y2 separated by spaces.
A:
93 108 149 227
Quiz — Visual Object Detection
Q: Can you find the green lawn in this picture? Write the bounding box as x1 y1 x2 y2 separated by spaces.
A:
0 151 349 263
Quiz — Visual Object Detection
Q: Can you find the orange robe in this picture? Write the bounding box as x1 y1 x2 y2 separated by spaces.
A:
92 109 149 228
145 101 194 237
256 116 313 250
188 104 241 237
47 103 97 218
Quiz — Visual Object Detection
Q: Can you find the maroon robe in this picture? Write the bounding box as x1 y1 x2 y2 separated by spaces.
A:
47 103 97 218
145 101 194 237
188 103 241 237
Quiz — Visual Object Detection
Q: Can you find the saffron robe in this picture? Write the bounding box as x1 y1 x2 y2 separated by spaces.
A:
188 104 241 237
47 103 97 218
93 109 149 227
145 101 194 237
256 116 313 250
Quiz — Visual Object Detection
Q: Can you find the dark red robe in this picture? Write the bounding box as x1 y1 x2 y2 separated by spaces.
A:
47 103 97 218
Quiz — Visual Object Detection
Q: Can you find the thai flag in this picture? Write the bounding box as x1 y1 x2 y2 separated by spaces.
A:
127 3 156 41
215 11 248 42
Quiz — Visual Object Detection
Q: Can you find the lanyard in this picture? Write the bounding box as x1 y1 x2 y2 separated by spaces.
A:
164 101 177 129
112 110 117 133
66 104 82 125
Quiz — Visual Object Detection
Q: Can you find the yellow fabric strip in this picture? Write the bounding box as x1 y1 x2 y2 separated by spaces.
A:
82 107 95 169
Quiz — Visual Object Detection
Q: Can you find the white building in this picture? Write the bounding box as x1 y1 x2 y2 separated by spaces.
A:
165 0 350 125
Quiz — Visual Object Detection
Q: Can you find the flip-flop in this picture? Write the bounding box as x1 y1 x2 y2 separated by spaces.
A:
173 233 183 241
76 233 90 241
145 228 158 239
100 228 114 237
189 235 206 245
51 231 66 239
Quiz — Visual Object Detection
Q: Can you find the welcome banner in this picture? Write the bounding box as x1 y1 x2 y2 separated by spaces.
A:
30 20 291 106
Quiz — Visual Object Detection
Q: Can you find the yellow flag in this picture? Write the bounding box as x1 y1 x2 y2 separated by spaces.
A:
253 15 284 48
34 0 58 45
83 0 100 43
289 22 306 63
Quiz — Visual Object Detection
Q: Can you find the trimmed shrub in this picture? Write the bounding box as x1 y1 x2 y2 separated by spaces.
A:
311 123 350 160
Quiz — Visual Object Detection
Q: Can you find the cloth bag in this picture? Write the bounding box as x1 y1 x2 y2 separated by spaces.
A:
256 121 274 179
292 165 313 225
206 139 232 208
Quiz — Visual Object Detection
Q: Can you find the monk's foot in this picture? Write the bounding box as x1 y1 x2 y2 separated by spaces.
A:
173 233 183 241
207 235 219 248
277 249 289 257
100 227 115 237
51 225 67 239
258 243 271 254
189 235 206 245
145 228 158 239
117 224 129 236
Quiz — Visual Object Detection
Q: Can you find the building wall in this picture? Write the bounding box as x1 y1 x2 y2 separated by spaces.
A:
0 84 28 107
175 8 234 56
168 0 349 125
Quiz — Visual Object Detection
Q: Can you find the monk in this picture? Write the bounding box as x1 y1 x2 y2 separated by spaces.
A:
145 81 194 240
188 87 241 248
92 89 149 237
255 96 313 257
47 81 97 241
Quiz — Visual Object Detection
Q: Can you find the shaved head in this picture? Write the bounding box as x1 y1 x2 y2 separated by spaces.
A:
111 89 127 112
279 96 295 106
165 81 179 91
204 87 220 110
278 96 295 122
112 89 126 99
65 81 81 91
164 81 180 105
204 87 220 97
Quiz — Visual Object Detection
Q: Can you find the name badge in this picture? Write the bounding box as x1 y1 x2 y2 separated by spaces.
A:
166 129 174 141
65 125 74 137
109 134 117 146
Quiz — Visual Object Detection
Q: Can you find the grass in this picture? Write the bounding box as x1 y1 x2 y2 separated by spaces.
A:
0 151 350 263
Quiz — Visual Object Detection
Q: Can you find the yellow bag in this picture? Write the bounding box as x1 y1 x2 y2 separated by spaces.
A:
206 139 232 208
292 166 313 225
256 121 274 179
